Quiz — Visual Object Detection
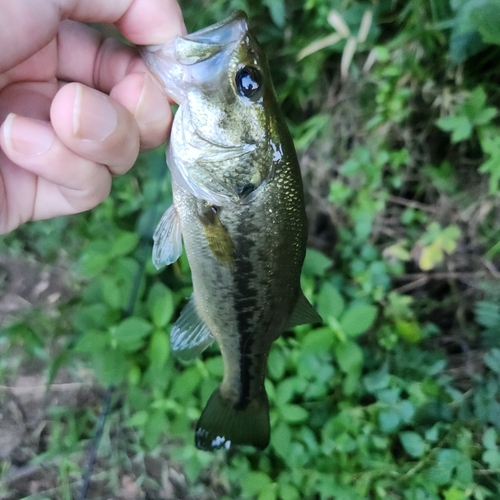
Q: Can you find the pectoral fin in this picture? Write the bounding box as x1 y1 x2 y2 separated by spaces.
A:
287 291 322 329
171 295 215 361
152 205 183 269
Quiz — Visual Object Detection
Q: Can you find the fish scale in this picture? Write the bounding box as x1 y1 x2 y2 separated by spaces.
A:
142 11 321 450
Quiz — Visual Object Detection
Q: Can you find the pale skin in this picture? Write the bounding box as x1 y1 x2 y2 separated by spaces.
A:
0 0 186 235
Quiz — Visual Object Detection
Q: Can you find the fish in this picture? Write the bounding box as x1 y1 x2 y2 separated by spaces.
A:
142 11 321 451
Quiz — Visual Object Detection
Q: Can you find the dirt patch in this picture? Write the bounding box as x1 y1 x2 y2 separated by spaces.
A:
0 254 74 329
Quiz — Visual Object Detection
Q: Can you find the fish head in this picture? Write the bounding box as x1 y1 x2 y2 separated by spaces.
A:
142 12 281 204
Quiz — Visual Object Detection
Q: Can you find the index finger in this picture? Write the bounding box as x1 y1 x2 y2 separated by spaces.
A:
0 0 185 72
67 0 186 44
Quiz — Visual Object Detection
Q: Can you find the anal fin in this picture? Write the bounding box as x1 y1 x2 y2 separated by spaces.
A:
152 204 182 269
287 290 322 329
171 295 215 361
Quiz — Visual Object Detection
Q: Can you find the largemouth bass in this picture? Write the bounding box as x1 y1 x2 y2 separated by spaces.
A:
142 11 321 451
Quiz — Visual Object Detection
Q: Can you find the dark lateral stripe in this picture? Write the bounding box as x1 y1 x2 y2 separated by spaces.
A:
233 225 258 409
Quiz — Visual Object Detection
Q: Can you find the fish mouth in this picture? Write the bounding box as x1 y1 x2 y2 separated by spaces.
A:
170 11 249 66
141 11 249 102
179 11 248 51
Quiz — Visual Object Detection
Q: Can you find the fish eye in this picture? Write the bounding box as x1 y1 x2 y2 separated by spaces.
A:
235 66 262 99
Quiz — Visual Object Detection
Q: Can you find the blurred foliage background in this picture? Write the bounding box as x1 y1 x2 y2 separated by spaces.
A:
2 0 500 498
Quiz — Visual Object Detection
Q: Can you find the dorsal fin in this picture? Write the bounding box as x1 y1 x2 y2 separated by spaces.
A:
287 291 322 329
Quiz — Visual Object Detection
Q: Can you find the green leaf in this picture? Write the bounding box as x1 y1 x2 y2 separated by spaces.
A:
440 225 461 253
149 284 174 328
275 378 296 406
470 3 500 45
111 317 152 352
143 409 168 450
302 249 333 277
110 231 140 257
419 242 443 271
100 276 122 310
91 348 128 385
171 367 202 399
425 463 453 485
449 29 484 64
279 404 309 424
126 410 148 427
293 114 330 150
484 348 500 373
483 448 500 469
335 340 363 374
476 301 500 328
258 486 277 500
317 282 345 320
399 431 425 458
334 431 357 454
436 115 472 142
241 471 272 496
395 319 422 343
474 106 498 126
148 329 170 367
480 158 500 194
263 0 285 27
128 363 141 385
74 329 108 354
443 486 468 500
79 252 112 278
398 400 416 422
271 422 292 460
438 448 461 469
363 365 390 393
302 327 334 354
268 347 286 380
340 305 378 337
205 356 224 378
456 457 473 484
462 86 488 119
379 411 400 433
483 427 498 449
278 482 300 500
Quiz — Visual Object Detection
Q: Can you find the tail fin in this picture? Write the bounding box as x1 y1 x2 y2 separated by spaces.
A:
195 386 270 451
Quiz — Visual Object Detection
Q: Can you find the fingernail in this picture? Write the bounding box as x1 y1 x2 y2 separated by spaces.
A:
74 84 117 142
2 113 54 156
135 74 168 125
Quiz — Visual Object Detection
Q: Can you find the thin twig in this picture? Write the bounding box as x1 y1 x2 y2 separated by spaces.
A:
0 382 90 395
483 260 500 279
393 277 428 294
397 425 457 483
388 195 439 213
393 270 490 293
79 385 115 500
399 271 489 280
474 469 500 475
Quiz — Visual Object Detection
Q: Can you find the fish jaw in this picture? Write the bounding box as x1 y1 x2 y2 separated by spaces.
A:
141 11 249 103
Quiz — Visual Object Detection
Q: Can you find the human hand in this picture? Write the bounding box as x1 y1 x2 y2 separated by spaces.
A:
0 0 185 234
